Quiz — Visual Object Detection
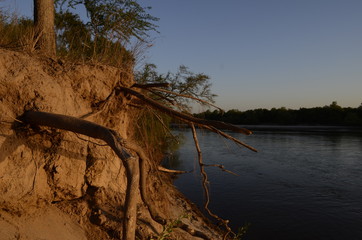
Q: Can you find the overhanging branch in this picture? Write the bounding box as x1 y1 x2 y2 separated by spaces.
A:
117 86 253 136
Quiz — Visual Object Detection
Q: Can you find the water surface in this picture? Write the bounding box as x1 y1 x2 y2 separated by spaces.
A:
164 128 362 240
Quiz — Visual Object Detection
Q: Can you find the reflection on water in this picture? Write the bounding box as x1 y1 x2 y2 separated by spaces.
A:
168 128 362 240
163 131 186 169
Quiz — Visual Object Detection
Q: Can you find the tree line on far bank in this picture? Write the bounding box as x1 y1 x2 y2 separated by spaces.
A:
194 101 362 126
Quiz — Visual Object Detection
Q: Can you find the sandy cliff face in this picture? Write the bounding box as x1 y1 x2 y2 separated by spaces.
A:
0 49 222 240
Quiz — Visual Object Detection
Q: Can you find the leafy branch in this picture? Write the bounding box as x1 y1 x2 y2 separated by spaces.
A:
135 64 217 111
56 0 159 42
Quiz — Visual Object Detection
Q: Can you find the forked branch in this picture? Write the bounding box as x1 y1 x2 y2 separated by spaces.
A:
118 85 257 153
134 84 224 112
117 86 252 136
118 85 257 239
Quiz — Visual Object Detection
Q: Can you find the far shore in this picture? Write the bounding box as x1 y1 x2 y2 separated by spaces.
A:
242 125 362 133
171 123 362 133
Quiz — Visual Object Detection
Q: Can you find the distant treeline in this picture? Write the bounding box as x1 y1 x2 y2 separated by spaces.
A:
194 102 362 126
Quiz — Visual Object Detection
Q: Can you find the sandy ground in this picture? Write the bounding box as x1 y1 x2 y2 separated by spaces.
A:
0 49 223 240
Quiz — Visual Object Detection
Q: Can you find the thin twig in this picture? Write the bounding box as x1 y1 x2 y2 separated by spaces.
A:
149 108 179 144
145 88 193 114
158 166 188 174
203 125 258 152
1 112 25 124
190 124 232 240
146 88 176 106
170 117 257 153
79 89 115 119
149 87 224 112
203 164 239 176
118 86 252 135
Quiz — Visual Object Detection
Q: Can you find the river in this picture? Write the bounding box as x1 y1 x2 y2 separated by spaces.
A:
164 127 362 240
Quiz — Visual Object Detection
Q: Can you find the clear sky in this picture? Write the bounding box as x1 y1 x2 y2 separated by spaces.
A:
2 0 362 111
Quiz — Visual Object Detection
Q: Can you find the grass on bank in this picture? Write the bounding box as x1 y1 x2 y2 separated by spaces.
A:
1 10 252 240
0 11 134 68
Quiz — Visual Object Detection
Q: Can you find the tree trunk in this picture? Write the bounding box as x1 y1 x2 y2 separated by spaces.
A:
34 0 56 56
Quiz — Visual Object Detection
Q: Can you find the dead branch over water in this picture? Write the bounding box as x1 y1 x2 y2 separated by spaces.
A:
16 83 257 239
118 85 257 238
191 124 233 240
118 86 253 136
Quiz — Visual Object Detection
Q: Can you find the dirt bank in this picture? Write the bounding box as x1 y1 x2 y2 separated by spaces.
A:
0 49 223 239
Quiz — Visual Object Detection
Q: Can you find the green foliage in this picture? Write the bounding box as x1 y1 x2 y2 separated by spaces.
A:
1 0 156 67
133 64 217 161
233 223 250 240
55 11 90 55
56 0 159 42
135 63 217 111
195 101 362 126
150 213 190 240
54 0 159 66
55 10 134 66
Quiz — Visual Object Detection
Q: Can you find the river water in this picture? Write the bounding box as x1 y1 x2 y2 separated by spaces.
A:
164 127 362 240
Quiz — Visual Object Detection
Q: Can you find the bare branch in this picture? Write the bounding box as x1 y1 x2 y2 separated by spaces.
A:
190 124 232 240
117 86 253 136
203 164 239 176
146 88 176 106
132 83 170 89
202 125 258 152
158 166 187 174
78 88 116 119
146 86 224 112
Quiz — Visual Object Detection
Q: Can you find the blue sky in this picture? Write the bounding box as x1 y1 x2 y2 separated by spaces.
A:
2 0 362 111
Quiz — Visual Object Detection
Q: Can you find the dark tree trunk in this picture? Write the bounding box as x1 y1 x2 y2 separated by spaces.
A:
34 0 56 56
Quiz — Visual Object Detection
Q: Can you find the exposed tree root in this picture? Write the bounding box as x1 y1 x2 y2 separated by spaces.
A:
116 85 257 239
16 83 257 239
124 141 167 226
78 88 116 120
20 111 140 240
